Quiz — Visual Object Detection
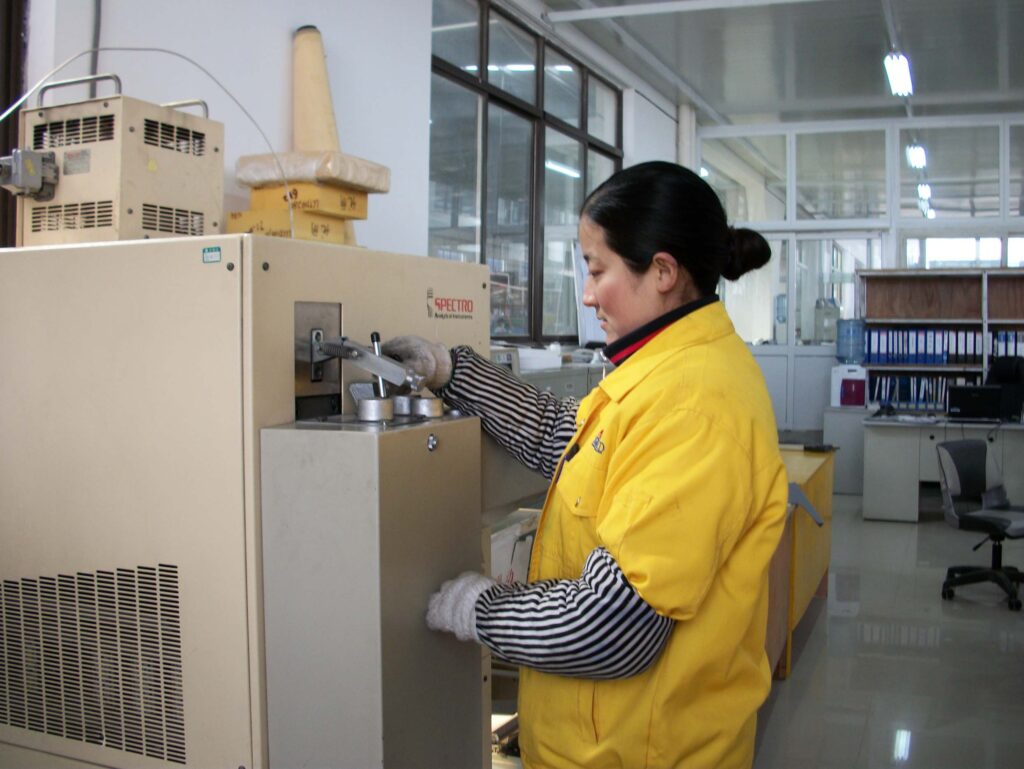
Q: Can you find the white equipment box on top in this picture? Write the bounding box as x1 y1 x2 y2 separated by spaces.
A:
15 75 223 246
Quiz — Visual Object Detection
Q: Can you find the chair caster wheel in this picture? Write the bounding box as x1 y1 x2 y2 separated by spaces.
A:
1009 598 1022 611
941 587 954 600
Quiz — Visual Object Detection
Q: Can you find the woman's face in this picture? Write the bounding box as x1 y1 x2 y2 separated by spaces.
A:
579 217 669 345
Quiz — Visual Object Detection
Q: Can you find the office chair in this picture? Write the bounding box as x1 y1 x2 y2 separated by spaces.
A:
935 440 1024 610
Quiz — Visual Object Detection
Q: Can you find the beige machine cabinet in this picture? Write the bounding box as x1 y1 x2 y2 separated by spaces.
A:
260 418 482 768
0 235 517 768
16 93 224 246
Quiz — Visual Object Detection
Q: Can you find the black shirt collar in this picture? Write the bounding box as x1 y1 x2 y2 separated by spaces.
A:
602 295 718 366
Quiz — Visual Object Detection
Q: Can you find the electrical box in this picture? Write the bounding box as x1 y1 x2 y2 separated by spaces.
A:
15 85 223 246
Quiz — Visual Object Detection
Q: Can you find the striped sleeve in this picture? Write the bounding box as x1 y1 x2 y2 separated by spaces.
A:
475 547 674 679
437 346 579 481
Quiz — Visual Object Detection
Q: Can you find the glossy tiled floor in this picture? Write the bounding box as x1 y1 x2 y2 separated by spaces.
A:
754 493 1024 769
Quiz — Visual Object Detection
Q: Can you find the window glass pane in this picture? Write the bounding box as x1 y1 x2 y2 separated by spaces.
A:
542 129 584 337
431 0 478 72
796 131 886 219
587 77 617 146
899 127 999 220
488 14 536 104
796 238 879 344
903 237 1002 269
586 150 615 196
1010 126 1023 217
1010 238 1024 267
486 105 533 337
428 75 481 264
544 47 580 128
700 136 786 222
722 239 788 345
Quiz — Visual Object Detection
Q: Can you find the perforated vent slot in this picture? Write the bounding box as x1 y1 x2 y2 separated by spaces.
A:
32 114 115 149
142 119 206 156
0 565 185 764
141 204 204 236
29 202 114 233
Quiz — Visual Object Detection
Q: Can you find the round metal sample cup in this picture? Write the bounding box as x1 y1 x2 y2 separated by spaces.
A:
413 396 444 418
392 395 415 416
357 397 394 422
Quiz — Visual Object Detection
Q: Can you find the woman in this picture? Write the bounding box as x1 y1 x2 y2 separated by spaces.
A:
384 161 787 769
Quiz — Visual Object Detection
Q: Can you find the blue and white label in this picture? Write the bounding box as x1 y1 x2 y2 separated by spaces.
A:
202 246 222 264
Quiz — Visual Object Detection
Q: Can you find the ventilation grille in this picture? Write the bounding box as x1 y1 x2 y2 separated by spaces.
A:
0 565 186 764
141 204 204 236
142 120 206 156
30 201 115 233
33 115 115 149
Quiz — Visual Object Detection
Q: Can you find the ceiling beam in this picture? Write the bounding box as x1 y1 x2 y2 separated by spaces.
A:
545 0 844 24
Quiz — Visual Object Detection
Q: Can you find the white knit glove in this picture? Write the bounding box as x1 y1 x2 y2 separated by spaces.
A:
381 335 453 390
426 572 495 642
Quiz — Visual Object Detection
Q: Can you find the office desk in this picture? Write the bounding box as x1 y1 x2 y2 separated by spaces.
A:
862 418 1024 521
767 448 834 679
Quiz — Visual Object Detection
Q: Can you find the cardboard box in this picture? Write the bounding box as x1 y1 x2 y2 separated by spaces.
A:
249 182 368 220
226 209 352 245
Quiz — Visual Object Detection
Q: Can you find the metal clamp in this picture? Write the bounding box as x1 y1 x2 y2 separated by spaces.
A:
160 99 210 118
37 73 122 106
313 336 426 392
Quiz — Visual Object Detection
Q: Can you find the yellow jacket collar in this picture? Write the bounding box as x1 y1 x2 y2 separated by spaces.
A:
598 301 736 403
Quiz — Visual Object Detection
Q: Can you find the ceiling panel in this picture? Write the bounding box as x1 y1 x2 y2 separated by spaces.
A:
545 0 1024 124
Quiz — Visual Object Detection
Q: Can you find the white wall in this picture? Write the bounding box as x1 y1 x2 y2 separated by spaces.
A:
25 0 432 256
622 88 678 167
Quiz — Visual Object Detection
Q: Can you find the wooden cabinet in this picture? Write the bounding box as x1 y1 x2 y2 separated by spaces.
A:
858 269 1024 412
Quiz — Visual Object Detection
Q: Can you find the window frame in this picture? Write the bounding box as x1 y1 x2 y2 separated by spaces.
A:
430 0 623 344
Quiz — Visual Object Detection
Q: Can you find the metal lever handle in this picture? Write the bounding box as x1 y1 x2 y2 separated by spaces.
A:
37 74 123 106
370 332 387 397
315 336 425 391
160 99 210 118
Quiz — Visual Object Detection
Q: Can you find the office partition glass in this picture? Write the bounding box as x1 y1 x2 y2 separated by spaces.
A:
544 47 580 128
428 75 481 264
488 13 537 105
796 237 879 344
905 237 1002 269
486 106 533 336
796 131 886 219
431 0 479 72
586 150 615 196
701 135 786 222
587 77 618 146
899 126 1000 219
721 238 788 345
1011 125 1024 217
542 129 584 337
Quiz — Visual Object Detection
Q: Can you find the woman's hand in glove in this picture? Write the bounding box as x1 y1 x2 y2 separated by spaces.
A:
381 336 453 390
426 572 495 642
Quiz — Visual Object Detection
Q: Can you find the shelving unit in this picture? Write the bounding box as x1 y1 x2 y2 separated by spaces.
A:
857 269 1024 412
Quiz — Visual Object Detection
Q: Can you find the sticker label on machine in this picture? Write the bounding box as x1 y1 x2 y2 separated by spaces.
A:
202 246 222 264
427 287 475 320
63 149 91 175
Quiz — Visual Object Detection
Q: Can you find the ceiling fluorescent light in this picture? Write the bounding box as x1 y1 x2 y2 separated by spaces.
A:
905 144 927 169
884 52 914 97
545 160 581 179
917 183 932 200
504 64 535 72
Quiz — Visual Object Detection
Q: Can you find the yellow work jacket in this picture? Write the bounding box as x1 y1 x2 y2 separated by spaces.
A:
519 300 788 769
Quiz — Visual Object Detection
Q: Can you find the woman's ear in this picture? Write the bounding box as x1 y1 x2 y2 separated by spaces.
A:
651 252 680 294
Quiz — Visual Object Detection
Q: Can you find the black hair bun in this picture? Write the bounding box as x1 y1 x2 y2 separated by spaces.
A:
722 227 771 280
